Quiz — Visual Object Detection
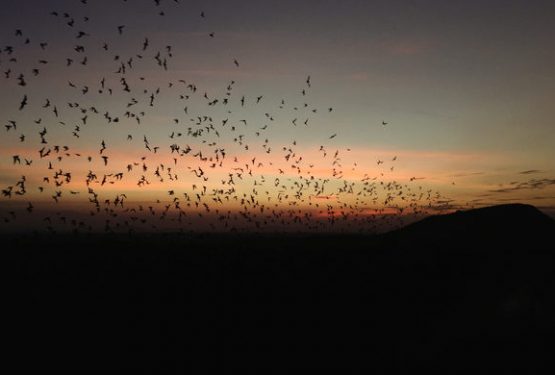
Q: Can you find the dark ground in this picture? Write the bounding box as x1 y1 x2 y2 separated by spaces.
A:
3 204 555 372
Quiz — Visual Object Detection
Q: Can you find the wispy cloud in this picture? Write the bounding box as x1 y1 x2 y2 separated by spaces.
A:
519 169 545 175
450 172 485 178
490 178 555 193
380 36 437 57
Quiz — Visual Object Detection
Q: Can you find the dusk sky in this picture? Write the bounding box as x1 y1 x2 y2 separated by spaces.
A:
1 0 554 232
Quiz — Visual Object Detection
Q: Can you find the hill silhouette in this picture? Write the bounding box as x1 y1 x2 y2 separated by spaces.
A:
387 203 554 244
4 204 554 372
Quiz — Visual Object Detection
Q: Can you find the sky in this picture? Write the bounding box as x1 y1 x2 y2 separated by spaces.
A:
1 0 554 233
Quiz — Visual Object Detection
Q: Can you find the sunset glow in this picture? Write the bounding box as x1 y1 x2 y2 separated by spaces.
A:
1 0 554 233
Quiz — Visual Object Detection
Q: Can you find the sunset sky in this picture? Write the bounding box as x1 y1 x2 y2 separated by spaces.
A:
1 0 554 232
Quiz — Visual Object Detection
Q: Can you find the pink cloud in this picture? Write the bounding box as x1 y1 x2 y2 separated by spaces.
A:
347 72 370 82
380 36 436 56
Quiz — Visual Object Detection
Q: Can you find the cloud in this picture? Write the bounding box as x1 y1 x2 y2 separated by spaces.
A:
490 178 555 193
519 169 545 175
381 36 436 56
450 172 484 178
347 72 369 82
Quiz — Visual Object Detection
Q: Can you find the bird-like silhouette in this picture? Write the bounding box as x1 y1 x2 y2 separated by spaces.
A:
0 0 458 235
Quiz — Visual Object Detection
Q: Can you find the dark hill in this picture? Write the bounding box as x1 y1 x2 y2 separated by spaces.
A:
386 203 554 246
3 204 554 372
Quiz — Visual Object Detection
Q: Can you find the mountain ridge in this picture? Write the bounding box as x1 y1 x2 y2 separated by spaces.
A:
382 203 554 248
3 203 554 372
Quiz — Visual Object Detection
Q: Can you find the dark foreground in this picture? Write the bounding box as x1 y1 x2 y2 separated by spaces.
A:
4 204 555 372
